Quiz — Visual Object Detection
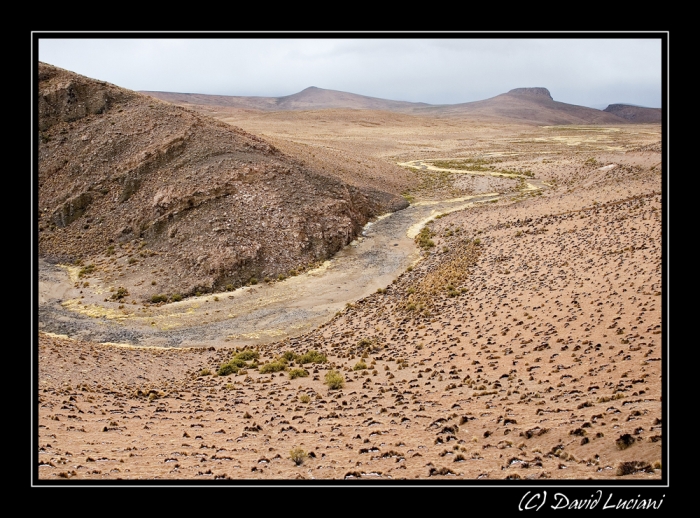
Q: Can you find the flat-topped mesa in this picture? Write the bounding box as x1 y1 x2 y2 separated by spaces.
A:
507 87 553 100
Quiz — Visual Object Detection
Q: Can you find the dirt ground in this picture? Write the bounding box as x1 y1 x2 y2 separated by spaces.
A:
36 115 664 482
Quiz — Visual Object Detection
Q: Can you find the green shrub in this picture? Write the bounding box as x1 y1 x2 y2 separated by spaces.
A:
289 368 309 379
416 227 436 249
235 349 259 361
78 264 95 278
299 394 311 403
217 363 239 376
290 447 308 466
324 370 344 390
150 294 168 303
229 358 249 369
171 293 183 302
217 352 254 376
353 361 368 371
111 287 129 300
259 360 287 374
297 350 327 365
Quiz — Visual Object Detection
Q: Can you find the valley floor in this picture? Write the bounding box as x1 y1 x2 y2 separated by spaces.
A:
36 122 664 482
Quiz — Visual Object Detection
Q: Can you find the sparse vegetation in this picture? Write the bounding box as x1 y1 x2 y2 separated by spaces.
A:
415 227 436 249
296 350 327 365
217 349 260 376
78 264 95 278
289 368 309 379
290 447 308 466
324 370 344 390
259 359 287 374
111 287 129 300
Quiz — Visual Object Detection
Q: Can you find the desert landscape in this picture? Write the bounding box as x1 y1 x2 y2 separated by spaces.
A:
36 62 664 482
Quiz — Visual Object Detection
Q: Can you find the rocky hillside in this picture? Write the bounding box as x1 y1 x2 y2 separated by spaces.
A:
38 63 408 300
603 103 662 123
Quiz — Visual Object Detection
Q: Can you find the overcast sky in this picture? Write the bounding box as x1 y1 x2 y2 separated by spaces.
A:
37 35 664 109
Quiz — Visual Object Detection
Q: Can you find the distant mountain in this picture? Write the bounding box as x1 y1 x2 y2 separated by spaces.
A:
413 88 632 125
143 86 653 126
142 86 430 113
603 104 662 123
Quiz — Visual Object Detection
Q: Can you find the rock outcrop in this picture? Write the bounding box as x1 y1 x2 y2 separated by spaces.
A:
506 87 553 100
38 63 408 300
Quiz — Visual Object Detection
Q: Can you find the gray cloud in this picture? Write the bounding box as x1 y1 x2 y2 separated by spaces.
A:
37 36 663 109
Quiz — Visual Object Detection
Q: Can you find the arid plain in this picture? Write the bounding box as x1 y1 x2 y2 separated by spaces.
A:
37 65 663 481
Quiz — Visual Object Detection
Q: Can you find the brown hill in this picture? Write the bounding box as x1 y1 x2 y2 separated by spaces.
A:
144 86 637 126
38 63 408 301
143 86 429 113
603 103 662 123
416 88 632 125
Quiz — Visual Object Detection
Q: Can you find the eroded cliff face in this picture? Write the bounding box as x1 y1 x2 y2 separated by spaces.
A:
38 62 408 300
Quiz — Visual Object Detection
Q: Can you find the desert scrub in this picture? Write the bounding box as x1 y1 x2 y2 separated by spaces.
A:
356 337 383 354
150 294 168 303
78 264 95 278
353 361 368 371
235 349 259 361
170 293 183 302
299 394 311 403
259 359 287 374
111 287 129 300
324 370 344 390
217 357 247 376
290 447 308 466
431 158 499 171
296 350 327 365
401 237 480 315
217 350 259 376
415 226 436 249
289 368 309 379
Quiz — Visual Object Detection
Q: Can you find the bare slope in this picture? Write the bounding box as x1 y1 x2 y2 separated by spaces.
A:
38 63 408 300
603 104 662 123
